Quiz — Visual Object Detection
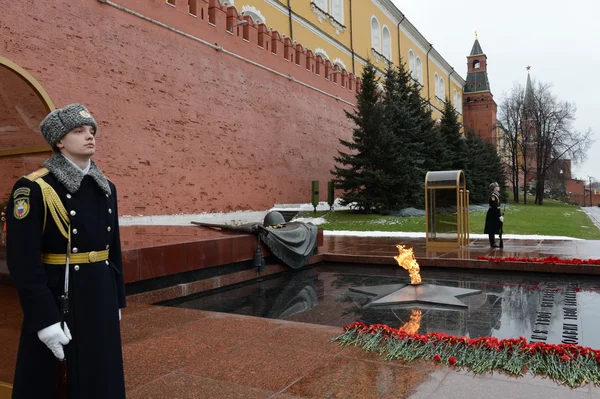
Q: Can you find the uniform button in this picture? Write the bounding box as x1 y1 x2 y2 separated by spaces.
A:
72 247 78 253
106 194 109 197
70 210 76 216
66 194 72 199
107 226 111 232
108 208 112 214
72 228 78 234
106 244 110 249
74 265 80 271
105 260 109 265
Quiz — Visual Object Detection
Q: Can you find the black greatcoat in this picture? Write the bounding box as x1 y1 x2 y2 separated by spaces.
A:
6 160 126 399
484 192 502 235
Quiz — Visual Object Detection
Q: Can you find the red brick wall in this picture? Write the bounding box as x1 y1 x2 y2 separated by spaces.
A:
569 193 600 207
0 0 357 215
463 92 497 143
567 179 584 196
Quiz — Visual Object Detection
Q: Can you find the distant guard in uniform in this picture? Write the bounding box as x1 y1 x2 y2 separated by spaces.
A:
484 182 504 248
6 104 126 398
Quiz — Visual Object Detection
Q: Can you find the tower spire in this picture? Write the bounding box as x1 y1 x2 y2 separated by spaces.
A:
470 36 483 56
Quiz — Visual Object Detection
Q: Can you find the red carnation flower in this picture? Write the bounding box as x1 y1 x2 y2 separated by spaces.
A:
448 356 457 365
560 355 571 362
433 354 441 362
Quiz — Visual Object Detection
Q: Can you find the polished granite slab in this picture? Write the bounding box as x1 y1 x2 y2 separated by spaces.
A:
164 263 600 348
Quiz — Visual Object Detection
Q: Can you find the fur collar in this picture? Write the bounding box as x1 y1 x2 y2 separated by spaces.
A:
44 154 111 195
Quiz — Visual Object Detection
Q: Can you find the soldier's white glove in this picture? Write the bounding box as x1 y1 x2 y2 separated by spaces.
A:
37 322 72 360
119 309 121 321
499 216 504 223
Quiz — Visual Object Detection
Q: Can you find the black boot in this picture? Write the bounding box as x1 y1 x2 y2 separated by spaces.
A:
489 234 498 248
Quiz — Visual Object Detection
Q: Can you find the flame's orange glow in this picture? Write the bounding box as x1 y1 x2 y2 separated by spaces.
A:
394 245 422 285
399 309 422 334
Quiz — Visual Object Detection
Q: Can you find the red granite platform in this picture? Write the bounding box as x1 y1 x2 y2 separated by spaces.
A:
3 282 600 398
3 233 600 397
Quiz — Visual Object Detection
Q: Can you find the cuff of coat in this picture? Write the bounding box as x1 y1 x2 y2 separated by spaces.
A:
22 292 61 334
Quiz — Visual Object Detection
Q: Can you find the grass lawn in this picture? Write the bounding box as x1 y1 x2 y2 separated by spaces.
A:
297 200 600 240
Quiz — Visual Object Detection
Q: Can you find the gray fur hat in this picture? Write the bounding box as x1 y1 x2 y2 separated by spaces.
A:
489 182 499 190
40 104 98 152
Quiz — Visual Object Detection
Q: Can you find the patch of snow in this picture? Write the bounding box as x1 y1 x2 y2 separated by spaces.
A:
120 210 268 226
292 217 327 225
271 199 352 212
324 230 583 240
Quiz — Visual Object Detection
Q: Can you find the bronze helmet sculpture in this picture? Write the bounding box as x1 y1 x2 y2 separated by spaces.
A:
263 211 286 227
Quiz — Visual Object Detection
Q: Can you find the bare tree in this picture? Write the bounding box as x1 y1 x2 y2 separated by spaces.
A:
529 81 592 205
520 79 537 205
497 84 526 202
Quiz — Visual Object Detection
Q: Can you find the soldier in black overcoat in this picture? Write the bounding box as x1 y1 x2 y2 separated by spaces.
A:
6 104 126 398
483 182 504 248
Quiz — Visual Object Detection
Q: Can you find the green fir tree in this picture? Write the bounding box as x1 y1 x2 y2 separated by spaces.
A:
332 61 449 212
394 64 443 207
464 130 507 203
331 61 393 213
378 63 421 210
438 99 466 171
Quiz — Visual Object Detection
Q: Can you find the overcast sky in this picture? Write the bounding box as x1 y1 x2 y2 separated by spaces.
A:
392 0 599 181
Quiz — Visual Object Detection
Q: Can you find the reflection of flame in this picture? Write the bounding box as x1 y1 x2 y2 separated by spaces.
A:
394 245 422 285
399 309 422 334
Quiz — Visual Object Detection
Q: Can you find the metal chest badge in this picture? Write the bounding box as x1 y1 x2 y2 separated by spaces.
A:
14 197 30 219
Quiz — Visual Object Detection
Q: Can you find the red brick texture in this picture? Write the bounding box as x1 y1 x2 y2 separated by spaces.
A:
0 0 357 215
463 92 497 143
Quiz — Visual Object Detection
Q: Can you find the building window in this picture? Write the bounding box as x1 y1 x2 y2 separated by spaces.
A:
415 56 422 84
434 73 439 98
473 59 480 69
453 89 463 113
371 17 380 53
330 0 343 23
453 89 458 110
408 49 415 78
439 77 445 100
314 0 327 12
381 26 391 61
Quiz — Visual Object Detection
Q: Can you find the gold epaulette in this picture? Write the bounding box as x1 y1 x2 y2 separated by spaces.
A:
25 168 50 181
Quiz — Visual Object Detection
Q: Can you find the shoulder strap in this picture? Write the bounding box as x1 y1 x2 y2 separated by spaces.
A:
34 178 70 240
25 168 50 181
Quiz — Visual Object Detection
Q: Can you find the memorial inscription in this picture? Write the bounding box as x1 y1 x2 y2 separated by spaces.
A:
530 282 580 344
